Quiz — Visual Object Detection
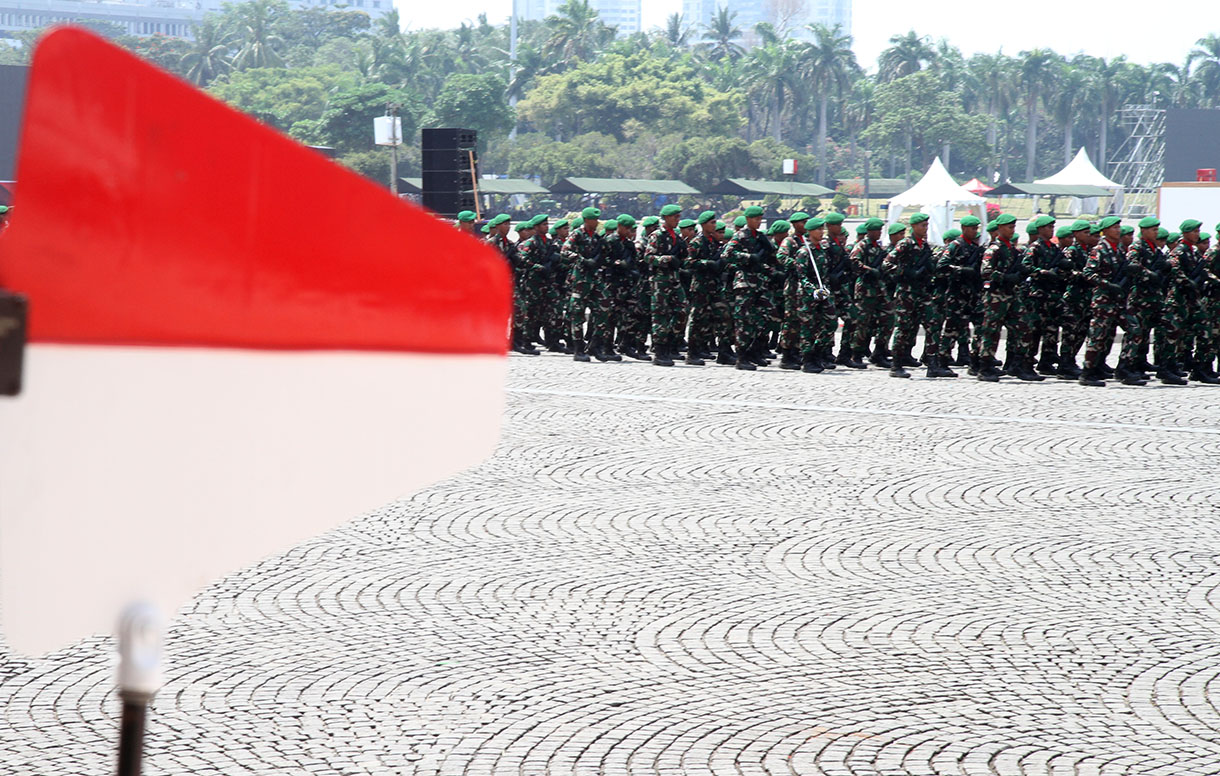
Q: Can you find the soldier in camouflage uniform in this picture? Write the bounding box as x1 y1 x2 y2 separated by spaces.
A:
1124 216 1185 385
1078 217 1130 386
722 206 773 370
645 204 689 367
1196 224 1220 380
850 218 891 367
487 214 538 356
712 220 737 364
1162 219 1220 383
544 218 573 352
1018 215 1065 378
970 213 1028 382
935 216 983 369
885 212 954 378
605 215 646 361
516 214 556 353
822 213 857 367
563 208 609 362
1056 221 1095 378
776 212 812 369
685 211 721 365
455 210 477 233
796 217 839 373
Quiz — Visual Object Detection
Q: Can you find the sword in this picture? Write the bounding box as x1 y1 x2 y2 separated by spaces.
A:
801 235 827 294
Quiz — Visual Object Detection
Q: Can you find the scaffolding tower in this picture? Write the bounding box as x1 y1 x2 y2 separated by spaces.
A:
1109 105 1165 215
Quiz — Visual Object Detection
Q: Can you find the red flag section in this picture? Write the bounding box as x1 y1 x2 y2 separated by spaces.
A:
0 26 510 354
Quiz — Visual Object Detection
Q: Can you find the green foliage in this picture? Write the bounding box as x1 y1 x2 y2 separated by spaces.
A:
517 51 741 141
425 73 514 147
118 35 193 76
864 72 987 173
290 82 421 152
505 133 614 187
830 193 850 213
655 136 754 191
338 149 391 185
209 65 359 132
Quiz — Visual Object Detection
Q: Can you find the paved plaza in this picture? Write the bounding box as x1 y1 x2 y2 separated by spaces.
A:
3 352 1220 775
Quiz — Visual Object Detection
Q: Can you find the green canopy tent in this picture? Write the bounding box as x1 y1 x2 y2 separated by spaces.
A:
705 178 834 197
548 178 700 195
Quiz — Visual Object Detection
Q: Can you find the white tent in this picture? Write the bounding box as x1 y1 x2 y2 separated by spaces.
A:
1035 148 1124 214
886 157 987 245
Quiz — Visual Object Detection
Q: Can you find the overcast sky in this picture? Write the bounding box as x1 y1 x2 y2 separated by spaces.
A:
400 0 1209 70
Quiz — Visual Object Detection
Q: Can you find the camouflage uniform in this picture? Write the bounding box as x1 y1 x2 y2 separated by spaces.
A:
517 232 554 347
1197 245 1220 372
1019 235 1068 367
885 234 939 360
1161 240 1206 371
563 226 607 355
545 235 573 349
934 235 982 359
972 237 1023 364
686 232 724 357
799 237 838 358
777 232 808 356
722 227 773 357
849 235 890 355
1122 237 1167 367
1081 236 1131 372
1059 240 1092 367
645 226 688 356
825 231 855 359
606 232 648 356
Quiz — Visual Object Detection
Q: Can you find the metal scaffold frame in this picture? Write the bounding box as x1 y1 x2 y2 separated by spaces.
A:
1109 105 1165 215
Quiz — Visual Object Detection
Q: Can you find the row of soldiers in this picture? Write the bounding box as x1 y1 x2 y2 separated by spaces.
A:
457 205 1220 387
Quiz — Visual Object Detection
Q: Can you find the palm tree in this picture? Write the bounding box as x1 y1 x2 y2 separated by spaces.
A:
877 31 934 82
660 13 691 48
969 53 1016 181
1187 34 1220 107
701 7 744 62
746 40 799 143
1048 64 1086 165
1078 55 1131 167
181 17 232 86
1018 49 1055 180
543 0 613 65
231 0 285 70
841 78 874 174
800 23 860 183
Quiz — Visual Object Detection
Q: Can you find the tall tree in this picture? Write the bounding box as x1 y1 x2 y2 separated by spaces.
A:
1018 49 1055 180
800 23 860 183
745 40 799 143
1079 55 1131 167
877 30 934 82
230 0 287 70
660 13 692 48
701 7 744 62
1049 64 1087 165
1187 34 1220 107
543 0 614 65
181 18 233 86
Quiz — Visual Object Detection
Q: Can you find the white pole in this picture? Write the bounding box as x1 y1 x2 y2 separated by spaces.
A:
116 602 164 776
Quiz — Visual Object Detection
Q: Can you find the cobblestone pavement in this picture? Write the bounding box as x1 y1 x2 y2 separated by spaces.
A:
4 350 1220 775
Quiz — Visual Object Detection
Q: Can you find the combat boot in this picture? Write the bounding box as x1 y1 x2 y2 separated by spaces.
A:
845 350 867 369
835 344 852 366
1116 361 1147 386
1056 359 1081 380
869 345 892 368
951 343 970 367
1190 362 1220 384
802 351 823 373
735 350 757 370
897 347 920 368
652 350 675 367
1100 360 1115 379
1078 366 1105 387
716 342 736 365
779 349 801 370
820 346 838 369
889 362 910 379
1015 360 1045 382
976 361 1001 382
573 341 591 363
1157 367 1187 385
932 355 958 378
1036 354 1058 375
967 355 980 376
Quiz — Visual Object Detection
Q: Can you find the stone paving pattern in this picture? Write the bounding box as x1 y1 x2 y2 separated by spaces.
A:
3 352 1220 775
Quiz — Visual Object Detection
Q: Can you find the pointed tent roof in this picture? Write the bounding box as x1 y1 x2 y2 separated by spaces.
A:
1035 148 1122 189
888 157 987 208
963 177 993 195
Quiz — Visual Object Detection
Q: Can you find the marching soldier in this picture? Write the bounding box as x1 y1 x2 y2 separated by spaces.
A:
885 212 953 378
849 218 890 367
797 217 838 373
645 204 689 366
1126 216 1184 385
776 212 811 369
722 206 773 370
487 213 538 356
544 218 573 353
685 211 721 365
822 213 856 368
455 210 477 233
1078 216 1129 386
516 214 554 353
1020 214 1064 377
606 215 646 361
563 208 607 362
971 214 1026 382
935 216 983 369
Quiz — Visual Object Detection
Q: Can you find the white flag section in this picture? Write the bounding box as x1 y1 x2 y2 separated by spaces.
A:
0 346 505 655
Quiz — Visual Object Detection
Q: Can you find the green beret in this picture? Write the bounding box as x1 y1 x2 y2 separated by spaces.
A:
529 214 549 228
677 218 696 229
1089 222 1103 235
615 214 636 228
480 224 490 234
734 216 747 228
767 219 791 236
488 213 511 227
1055 226 1073 239
641 216 660 227
1070 220 1090 233
581 207 601 220
1031 215 1055 229
1157 227 1169 240
1138 216 1161 229
808 216 826 229
1180 218 1202 233
908 212 930 225
548 222 562 235
993 213 1017 226
697 210 716 225
856 223 870 235
789 211 810 223
715 220 727 231
1099 216 1123 230
1026 222 1039 235
1120 225 1134 236
1168 231 1181 242
1203 232 1212 241
456 210 476 223
660 204 682 217
943 228 962 241
985 221 998 232
959 216 981 228
744 206 764 217
864 217 884 231
823 212 845 225
887 222 907 236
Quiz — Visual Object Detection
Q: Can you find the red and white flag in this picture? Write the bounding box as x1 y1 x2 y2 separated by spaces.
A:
0 28 511 656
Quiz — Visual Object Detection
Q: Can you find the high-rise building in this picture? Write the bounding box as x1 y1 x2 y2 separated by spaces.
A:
515 0 641 36
678 0 851 45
